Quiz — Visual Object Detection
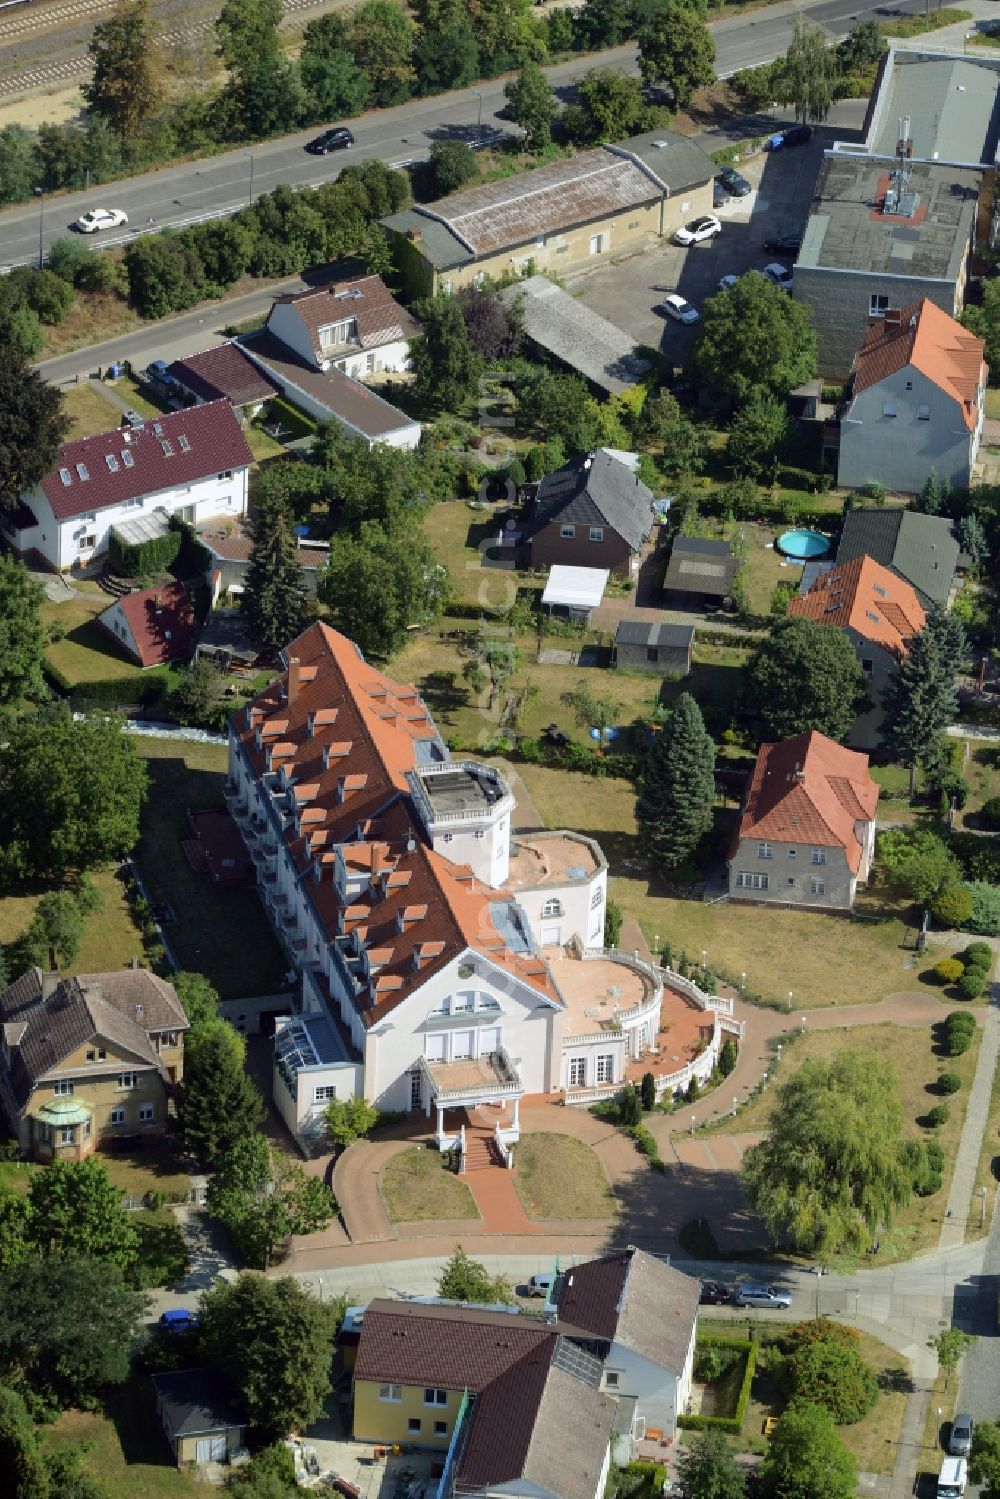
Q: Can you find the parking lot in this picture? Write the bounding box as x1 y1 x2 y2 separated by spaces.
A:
569 124 841 364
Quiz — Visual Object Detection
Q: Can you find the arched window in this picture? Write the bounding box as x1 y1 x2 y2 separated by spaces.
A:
541 897 563 918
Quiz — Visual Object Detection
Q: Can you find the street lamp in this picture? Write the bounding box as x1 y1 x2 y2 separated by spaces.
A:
979 1184 988 1229
740 971 746 991
34 185 43 268
732 1096 738 1117
690 1114 696 1134
471 88 483 129
801 1015 807 1032
701 949 707 971
787 990 793 1012
247 152 255 207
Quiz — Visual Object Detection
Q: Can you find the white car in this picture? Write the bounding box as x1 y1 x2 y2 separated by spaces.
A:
764 261 794 291
75 208 129 234
673 214 721 246
660 293 699 325
718 273 739 293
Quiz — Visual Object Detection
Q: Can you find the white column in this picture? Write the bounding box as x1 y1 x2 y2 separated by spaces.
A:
436 1104 445 1147
511 1096 520 1133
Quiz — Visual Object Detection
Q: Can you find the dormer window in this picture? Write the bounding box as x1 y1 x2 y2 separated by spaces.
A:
318 318 358 350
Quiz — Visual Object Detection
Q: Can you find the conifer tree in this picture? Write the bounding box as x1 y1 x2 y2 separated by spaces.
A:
880 617 960 795
242 493 307 652
635 693 716 870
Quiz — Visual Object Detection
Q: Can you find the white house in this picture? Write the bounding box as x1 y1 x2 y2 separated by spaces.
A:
226 624 736 1154
0 401 251 573
265 274 420 380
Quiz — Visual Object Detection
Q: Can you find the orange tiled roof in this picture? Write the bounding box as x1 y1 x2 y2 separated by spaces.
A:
787 553 925 659
235 623 561 1026
733 730 879 874
851 299 986 430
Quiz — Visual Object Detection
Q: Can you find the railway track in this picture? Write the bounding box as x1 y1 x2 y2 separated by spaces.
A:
0 0 332 99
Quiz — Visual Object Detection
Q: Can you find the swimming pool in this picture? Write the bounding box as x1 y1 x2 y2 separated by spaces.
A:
776 529 830 561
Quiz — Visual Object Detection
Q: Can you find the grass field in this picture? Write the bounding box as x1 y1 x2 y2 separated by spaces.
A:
0 864 148 977
709 1021 982 1261
134 738 287 998
42 590 184 697
422 500 534 611
514 1133 618 1220
62 382 124 439
380 1146 479 1222
43 1387 202 1499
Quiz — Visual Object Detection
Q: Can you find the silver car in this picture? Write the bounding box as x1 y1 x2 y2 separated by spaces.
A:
733 1283 792 1309
949 1413 974 1457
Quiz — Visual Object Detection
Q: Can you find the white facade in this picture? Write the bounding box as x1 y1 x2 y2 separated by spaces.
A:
98 596 141 662
606 1325 696 1441
266 300 412 378
5 470 247 573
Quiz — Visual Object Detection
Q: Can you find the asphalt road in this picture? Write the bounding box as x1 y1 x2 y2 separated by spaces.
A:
0 0 928 269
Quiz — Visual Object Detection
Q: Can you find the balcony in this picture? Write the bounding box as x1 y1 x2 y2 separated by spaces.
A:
420 1046 523 1105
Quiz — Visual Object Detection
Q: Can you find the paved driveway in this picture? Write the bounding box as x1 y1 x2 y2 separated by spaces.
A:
569 126 834 363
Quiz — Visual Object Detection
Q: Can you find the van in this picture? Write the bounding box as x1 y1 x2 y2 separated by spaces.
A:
733 1283 792 1309
937 1457 968 1497
527 1272 555 1299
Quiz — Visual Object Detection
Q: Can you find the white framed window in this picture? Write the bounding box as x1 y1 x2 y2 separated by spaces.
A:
542 897 563 918
79 534 96 551
591 886 604 909
882 400 896 419
811 849 827 865
604 1370 621 1390
434 1420 447 1436
757 842 772 860
736 872 769 891
917 404 930 421
596 1054 614 1084
408 1418 421 1434
117 1072 139 1090
787 848 797 859
870 293 889 317
59 1127 75 1146
53 1080 74 1096
589 527 604 542
83 1118 91 1139
379 1384 402 1403
110 1108 125 1126
314 1085 337 1102
810 879 826 896
138 1104 155 1123
568 1057 586 1087
560 524 575 538
424 1388 447 1406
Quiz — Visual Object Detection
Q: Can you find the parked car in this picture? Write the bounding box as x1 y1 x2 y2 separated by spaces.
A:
699 1281 730 1305
765 123 812 151
764 261 794 291
145 358 179 389
732 1283 792 1309
762 232 802 257
949 1414 974 1458
937 1457 968 1498
304 127 354 154
75 207 128 233
713 180 729 209
716 165 752 197
717 273 740 293
659 293 700 325
527 1272 555 1298
159 1308 200 1331
673 214 721 246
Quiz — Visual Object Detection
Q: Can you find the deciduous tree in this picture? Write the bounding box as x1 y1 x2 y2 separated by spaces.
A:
786 1322 879 1423
504 60 558 151
676 1429 746 1499
877 828 961 907
206 1134 335 1269
0 554 46 705
172 971 220 1029
242 492 308 652
726 394 791 483
746 616 868 742
349 0 416 107
742 1052 913 1256
323 1095 381 1149
299 15 371 121
560 680 623 751
28 1158 139 1271
637 2 716 110
563 68 645 143
688 271 816 403
757 1400 857 1499
180 1018 266 1168
971 1420 1000 1498
929 1328 975 1389
438 1246 515 1303
84 0 164 146
428 139 477 196
0 1190 32 1272
200 1274 342 1441
458 287 521 363
782 17 837 122
636 693 716 871
320 522 449 658
640 389 706 479
0 349 70 509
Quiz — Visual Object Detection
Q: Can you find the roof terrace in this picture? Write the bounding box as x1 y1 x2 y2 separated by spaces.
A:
506 832 604 892
409 761 514 827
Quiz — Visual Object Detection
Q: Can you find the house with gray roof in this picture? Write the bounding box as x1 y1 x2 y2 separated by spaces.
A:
835 506 961 610
614 619 694 676
0 968 188 1162
526 449 657 578
499 274 650 395
151 1369 248 1467
382 133 716 298
850 49 1000 169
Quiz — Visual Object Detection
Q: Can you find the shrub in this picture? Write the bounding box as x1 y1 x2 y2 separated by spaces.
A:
958 969 987 1000
960 942 993 970
108 525 182 580
933 958 965 986
619 1084 642 1127
907 1137 944 1196
939 1072 962 1094
933 886 974 931
640 1072 657 1112
946 1010 977 1033
926 1104 950 1127
962 880 1000 936
979 795 1000 830
719 1038 738 1077
788 1333 880 1423
678 1339 757 1434
695 1342 742 1382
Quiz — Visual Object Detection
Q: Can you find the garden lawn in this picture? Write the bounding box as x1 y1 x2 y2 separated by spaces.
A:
109 373 169 419
0 864 148 976
380 1146 479 1222
958 739 1000 827
708 1021 982 1262
135 1207 190 1287
134 738 287 999
514 1133 618 1220
62 382 123 439
42 1388 202 1499
422 500 537 611
0 1160 41 1195
42 591 182 698
101 1146 192 1200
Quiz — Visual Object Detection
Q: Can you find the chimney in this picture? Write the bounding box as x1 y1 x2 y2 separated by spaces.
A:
407 229 422 243
287 656 302 705
884 309 902 328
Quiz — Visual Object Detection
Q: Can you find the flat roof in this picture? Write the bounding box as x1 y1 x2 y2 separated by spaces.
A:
798 155 981 280
506 831 603 891
500 275 650 395
542 565 610 610
545 950 652 1039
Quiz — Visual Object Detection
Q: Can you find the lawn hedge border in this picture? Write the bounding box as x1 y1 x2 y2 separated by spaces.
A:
677 1334 758 1434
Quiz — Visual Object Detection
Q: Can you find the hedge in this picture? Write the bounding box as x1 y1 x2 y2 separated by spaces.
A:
43 661 173 704
678 1337 757 1434
108 525 182 580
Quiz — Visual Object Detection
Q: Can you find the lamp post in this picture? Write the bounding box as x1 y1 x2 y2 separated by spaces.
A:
34 185 44 268
690 1114 696 1134
801 1014 807 1033
247 152 255 207
787 990 793 1012
740 971 746 992
980 1184 988 1229
701 949 707 972
732 1096 738 1117
472 88 483 128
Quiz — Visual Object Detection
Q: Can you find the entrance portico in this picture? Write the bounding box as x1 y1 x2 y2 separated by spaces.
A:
418 1049 524 1150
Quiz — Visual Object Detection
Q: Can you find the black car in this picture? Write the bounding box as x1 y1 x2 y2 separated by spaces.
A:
699 1281 730 1305
716 165 751 197
762 232 802 257
713 180 728 209
305 127 354 155
766 122 812 151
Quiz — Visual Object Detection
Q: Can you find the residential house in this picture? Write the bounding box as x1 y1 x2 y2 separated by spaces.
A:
613 620 694 676
352 1300 616 1498
166 342 280 422
837 300 987 494
0 402 252 573
788 553 926 746
226 624 733 1151
265 275 420 380
662 536 739 610
498 275 650 395
383 131 716 297
0 968 188 1161
199 516 330 603
97 578 199 667
728 730 880 911
835 505 961 610
794 154 983 378
151 1370 248 1467
525 449 656 579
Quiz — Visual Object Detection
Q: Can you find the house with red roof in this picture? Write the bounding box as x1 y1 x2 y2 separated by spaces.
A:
0 401 252 573
97 580 199 668
265 274 420 381
226 623 737 1150
729 730 880 911
838 299 987 493
788 553 926 747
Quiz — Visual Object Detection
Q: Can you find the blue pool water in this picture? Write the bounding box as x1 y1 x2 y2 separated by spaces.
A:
776 529 830 561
